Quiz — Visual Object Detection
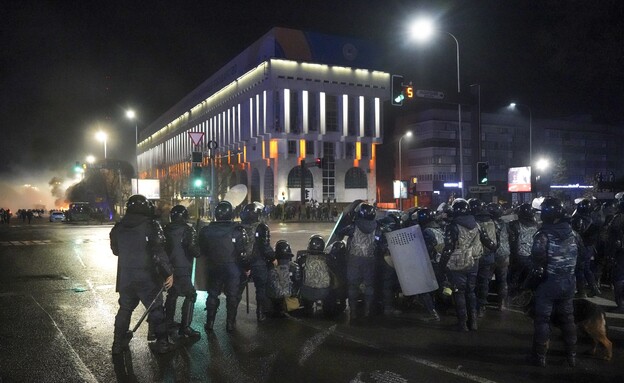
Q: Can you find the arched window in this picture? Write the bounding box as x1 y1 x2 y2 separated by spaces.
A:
287 166 313 188
345 167 367 188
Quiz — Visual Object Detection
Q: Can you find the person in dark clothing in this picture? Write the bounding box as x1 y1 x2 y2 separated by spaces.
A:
163 205 201 339
486 202 511 310
508 203 539 296
471 199 499 318
198 201 248 333
571 199 601 297
110 194 175 354
530 196 581 367
607 195 624 313
339 202 381 320
240 202 275 321
440 198 497 332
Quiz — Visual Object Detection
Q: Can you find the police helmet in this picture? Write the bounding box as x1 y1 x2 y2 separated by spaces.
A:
170 205 189 223
214 201 234 221
356 202 376 221
573 199 592 217
307 234 325 253
540 196 564 224
517 203 535 221
328 240 346 257
240 202 263 224
126 195 154 216
451 198 469 216
275 240 293 259
255 223 270 243
416 208 435 226
485 202 503 219
379 212 402 232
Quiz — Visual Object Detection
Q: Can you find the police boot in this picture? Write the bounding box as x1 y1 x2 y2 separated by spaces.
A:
457 314 469 332
164 295 178 330
531 342 547 367
256 304 267 322
179 300 200 339
478 305 486 318
468 310 478 331
111 327 130 355
150 334 176 354
226 312 237 333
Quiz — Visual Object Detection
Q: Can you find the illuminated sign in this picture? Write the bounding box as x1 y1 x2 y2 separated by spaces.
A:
508 166 531 192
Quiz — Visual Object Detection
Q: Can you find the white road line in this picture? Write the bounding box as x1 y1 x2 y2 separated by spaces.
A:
298 324 337 366
30 295 99 383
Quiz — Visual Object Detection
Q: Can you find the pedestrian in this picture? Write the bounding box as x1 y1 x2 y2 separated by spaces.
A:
163 205 201 339
571 199 601 297
339 202 381 321
198 201 248 333
240 202 275 322
529 196 581 367
440 198 496 332
110 195 175 355
508 203 539 297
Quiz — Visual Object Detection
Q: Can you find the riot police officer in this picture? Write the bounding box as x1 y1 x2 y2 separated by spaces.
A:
607 195 624 313
486 202 511 310
416 208 443 321
110 195 175 354
339 202 381 320
198 201 248 333
240 202 275 321
163 205 201 339
530 197 581 367
471 198 499 318
440 198 496 332
571 199 601 297
509 203 539 296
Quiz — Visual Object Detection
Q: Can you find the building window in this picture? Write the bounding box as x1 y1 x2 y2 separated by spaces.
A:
287 140 297 154
326 94 338 132
309 92 318 131
290 90 299 133
363 98 372 137
287 166 314 188
361 143 369 158
348 96 356 136
322 142 335 199
264 167 274 204
345 167 367 188
346 142 355 159
274 90 281 132
306 140 315 155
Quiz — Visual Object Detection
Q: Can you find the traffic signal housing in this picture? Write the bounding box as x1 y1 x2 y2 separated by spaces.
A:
477 162 489 185
192 166 203 187
391 75 404 106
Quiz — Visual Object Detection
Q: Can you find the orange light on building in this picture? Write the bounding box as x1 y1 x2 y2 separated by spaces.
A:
299 139 306 161
269 139 278 158
355 142 361 160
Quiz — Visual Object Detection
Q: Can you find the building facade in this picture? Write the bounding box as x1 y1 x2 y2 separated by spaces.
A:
397 108 623 208
138 28 389 207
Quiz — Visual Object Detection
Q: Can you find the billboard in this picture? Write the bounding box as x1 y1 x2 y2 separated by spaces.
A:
508 166 531 192
132 179 161 199
393 180 408 199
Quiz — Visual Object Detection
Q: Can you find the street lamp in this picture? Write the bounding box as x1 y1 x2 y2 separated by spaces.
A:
95 131 107 159
508 102 533 168
398 131 413 211
410 17 464 197
86 155 95 165
126 109 139 193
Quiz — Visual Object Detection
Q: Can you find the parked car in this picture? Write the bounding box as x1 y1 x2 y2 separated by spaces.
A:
49 211 65 222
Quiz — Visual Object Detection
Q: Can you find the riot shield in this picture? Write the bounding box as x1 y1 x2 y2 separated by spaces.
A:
385 224 438 295
325 199 363 250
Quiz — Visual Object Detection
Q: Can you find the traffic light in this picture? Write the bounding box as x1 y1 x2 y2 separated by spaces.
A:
192 166 203 187
73 161 82 173
391 75 404 106
477 162 489 185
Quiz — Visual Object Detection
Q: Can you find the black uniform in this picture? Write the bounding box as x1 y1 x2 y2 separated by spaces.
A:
163 220 201 337
198 218 247 332
110 210 174 354
242 222 275 321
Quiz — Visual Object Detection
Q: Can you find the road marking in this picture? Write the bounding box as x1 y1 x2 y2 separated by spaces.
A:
298 324 337 366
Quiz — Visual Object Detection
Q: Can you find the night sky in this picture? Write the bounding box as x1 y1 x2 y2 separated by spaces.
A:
2 0 623 177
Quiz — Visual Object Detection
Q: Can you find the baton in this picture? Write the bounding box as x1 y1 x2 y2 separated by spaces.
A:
127 284 166 338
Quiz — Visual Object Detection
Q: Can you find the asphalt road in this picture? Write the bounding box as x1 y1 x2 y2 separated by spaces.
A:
0 218 622 382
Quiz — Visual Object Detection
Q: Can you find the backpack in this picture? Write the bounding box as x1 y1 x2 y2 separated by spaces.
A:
303 253 331 289
495 220 511 259
518 223 538 259
267 264 292 299
349 226 376 258
242 223 259 262
447 225 480 271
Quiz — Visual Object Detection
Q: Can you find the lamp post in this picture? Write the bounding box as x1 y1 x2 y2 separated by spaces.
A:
410 18 464 197
508 102 532 168
96 131 107 159
398 131 412 211
126 109 139 193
